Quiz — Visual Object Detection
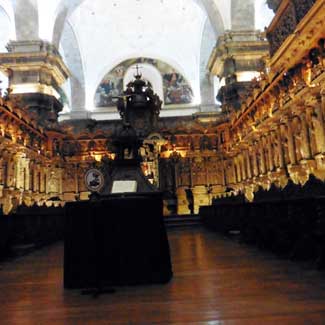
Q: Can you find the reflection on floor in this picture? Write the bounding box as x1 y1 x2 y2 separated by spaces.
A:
0 227 325 324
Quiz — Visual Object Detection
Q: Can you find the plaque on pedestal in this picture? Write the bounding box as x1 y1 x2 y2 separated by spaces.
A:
111 180 137 193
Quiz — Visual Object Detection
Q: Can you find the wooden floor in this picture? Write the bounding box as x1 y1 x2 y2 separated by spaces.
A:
1 228 325 324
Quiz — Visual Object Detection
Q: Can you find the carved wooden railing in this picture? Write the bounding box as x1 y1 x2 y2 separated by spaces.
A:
267 0 317 56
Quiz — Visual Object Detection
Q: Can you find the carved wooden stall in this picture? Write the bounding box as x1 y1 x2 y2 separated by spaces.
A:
200 0 325 270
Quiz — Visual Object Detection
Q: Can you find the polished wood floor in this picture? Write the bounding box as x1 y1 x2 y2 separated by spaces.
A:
1 227 325 324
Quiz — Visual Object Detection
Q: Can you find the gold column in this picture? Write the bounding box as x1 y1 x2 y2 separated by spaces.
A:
245 149 252 179
259 143 266 175
267 133 275 171
251 144 259 176
277 125 285 168
239 153 247 180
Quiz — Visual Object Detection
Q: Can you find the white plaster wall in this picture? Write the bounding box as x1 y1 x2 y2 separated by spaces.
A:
38 0 61 41
193 0 230 32
211 0 231 29
0 0 14 36
68 0 206 110
0 71 9 92
255 0 274 30
0 7 13 51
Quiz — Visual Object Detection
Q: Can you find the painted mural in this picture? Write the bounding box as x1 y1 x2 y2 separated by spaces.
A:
94 58 193 108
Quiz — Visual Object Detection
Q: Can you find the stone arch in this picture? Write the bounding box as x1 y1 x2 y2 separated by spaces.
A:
60 21 86 112
93 57 195 109
199 17 219 111
0 0 15 40
194 0 228 33
12 0 39 40
52 0 86 47
90 53 196 110
0 3 15 52
0 1 15 89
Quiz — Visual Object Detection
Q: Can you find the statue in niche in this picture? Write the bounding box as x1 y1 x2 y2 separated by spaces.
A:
87 140 96 152
311 111 325 153
273 140 281 169
48 171 59 194
225 161 235 184
52 139 61 156
160 159 176 194
192 159 205 186
178 159 191 187
63 169 75 193
188 136 195 151
280 130 290 165
292 117 303 161
199 135 212 151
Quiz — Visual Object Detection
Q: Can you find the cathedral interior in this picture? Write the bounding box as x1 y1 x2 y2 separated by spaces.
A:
0 0 325 323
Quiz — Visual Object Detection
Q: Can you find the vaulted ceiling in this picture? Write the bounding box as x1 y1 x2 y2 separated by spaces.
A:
0 0 274 114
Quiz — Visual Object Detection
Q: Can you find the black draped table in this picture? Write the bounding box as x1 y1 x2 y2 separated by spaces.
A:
64 193 173 289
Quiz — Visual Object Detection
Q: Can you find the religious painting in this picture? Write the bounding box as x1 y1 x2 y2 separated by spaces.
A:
94 57 194 108
94 65 125 107
163 72 193 105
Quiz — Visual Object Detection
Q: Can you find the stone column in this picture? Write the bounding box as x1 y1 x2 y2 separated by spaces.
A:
208 30 268 114
231 0 255 30
0 41 69 129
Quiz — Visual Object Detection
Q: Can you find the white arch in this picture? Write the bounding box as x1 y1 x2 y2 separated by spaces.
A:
199 17 218 110
60 21 86 112
38 0 62 41
0 0 16 40
89 53 199 111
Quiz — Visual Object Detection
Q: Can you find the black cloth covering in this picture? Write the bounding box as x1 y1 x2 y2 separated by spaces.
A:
64 193 173 289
